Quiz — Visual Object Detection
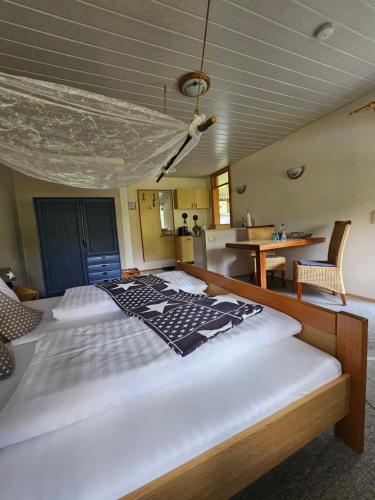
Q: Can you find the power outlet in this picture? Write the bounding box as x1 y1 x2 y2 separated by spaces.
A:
208 235 215 241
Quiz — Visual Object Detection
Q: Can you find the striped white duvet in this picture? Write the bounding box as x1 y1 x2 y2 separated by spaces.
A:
0 298 301 448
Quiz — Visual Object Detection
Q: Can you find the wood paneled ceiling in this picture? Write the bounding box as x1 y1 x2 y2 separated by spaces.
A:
1 0 375 177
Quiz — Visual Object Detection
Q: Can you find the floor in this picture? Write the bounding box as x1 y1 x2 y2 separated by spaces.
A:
233 276 375 500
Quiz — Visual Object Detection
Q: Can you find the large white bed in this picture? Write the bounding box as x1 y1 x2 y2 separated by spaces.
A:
0 273 343 500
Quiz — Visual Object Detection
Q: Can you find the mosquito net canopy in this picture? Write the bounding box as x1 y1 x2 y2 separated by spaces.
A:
0 72 204 188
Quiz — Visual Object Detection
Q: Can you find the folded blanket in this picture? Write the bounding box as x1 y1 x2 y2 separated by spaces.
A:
96 275 263 356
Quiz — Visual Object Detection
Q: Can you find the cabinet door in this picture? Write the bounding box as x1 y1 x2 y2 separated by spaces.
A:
174 189 194 209
81 198 119 256
180 236 194 262
193 188 210 209
34 199 88 297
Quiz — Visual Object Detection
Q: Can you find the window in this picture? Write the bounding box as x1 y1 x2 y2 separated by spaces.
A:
211 167 232 227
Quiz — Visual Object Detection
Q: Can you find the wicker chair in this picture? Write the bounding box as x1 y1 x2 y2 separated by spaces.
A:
248 225 286 286
294 221 351 306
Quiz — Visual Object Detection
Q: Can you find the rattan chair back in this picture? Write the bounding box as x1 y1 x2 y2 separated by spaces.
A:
327 221 352 267
247 225 275 241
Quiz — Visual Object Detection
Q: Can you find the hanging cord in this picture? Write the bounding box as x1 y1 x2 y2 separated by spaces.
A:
163 84 167 114
194 0 211 115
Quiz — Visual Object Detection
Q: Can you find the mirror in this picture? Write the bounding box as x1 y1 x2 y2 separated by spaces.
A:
158 191 174 236
138 190 175 262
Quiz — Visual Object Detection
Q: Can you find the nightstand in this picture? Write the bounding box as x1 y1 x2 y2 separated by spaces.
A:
121 268 140 279
13 285 40 302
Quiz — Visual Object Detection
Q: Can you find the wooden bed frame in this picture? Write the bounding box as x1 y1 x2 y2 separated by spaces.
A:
124 262 368 500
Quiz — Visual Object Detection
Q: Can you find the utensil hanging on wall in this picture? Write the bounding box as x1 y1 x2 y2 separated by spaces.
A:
349 101 375 116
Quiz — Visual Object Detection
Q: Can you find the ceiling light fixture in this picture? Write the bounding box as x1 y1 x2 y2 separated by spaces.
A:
314 22 335 41
178 72 211 97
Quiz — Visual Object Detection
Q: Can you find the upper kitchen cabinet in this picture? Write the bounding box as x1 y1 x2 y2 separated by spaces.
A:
174 188 210 209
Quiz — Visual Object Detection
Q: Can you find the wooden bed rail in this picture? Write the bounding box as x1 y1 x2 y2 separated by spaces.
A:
122 264 368 498
176 262 337 333
176 262 368 453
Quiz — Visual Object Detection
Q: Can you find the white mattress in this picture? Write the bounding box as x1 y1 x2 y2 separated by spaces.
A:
0 337 341 500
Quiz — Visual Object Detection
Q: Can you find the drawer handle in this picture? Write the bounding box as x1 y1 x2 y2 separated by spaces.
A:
101 264 107 267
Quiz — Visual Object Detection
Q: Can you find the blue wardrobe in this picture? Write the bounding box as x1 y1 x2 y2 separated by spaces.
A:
34 198 121 297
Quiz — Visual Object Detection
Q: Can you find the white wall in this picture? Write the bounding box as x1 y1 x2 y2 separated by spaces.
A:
203 228 249 277
231 89 375 299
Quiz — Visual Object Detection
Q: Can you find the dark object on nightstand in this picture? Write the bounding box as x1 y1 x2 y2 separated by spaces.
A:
13 285 40 302
121 268 140 279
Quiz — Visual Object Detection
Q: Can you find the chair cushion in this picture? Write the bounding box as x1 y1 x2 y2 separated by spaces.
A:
298 259 335 267
0 292 43 342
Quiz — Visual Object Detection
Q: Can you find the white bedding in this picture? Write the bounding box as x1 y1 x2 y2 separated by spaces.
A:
0 342 36 410
51 271 208 322
0 337 341 500
51 285 122 321
0 300 301 448
12 297 125 345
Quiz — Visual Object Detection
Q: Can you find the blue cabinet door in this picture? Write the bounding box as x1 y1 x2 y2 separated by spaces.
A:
34 198 88 297
81 198 119 256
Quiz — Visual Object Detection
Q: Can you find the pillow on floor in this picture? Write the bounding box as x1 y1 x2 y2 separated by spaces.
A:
0 292 43 342
0 277 19 302
0 341 14 380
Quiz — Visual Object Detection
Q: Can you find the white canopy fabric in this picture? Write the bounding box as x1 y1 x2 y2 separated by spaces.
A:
0 72 204 188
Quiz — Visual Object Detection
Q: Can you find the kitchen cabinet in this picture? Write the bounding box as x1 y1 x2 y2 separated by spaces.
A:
175 236 194 263
174 188 210 209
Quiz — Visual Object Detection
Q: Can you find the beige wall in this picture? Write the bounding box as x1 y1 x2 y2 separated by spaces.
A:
12 172 126 295
0 164 25 282
231 89 375 299
120 176 211 270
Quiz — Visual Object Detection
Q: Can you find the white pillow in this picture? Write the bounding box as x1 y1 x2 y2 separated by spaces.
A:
0 277 19 302
52 285 122 321
156 271 208 294
52 271 207 322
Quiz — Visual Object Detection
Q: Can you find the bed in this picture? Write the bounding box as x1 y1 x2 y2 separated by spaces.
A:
0 264 367 499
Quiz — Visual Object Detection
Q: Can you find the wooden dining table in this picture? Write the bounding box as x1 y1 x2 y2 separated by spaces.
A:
225 237 326 289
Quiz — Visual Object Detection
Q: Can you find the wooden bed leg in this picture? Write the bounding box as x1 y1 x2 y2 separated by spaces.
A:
296 282 302 300
335 312 368 453
341 294 347 306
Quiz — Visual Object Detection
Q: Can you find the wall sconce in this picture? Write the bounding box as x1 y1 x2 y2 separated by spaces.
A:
235 185 247 194
286 166 305 180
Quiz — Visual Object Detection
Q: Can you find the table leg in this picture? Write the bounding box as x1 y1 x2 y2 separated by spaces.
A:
255 250 267 288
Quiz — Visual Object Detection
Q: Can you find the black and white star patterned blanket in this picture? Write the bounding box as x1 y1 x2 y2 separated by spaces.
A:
96 275 263 356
